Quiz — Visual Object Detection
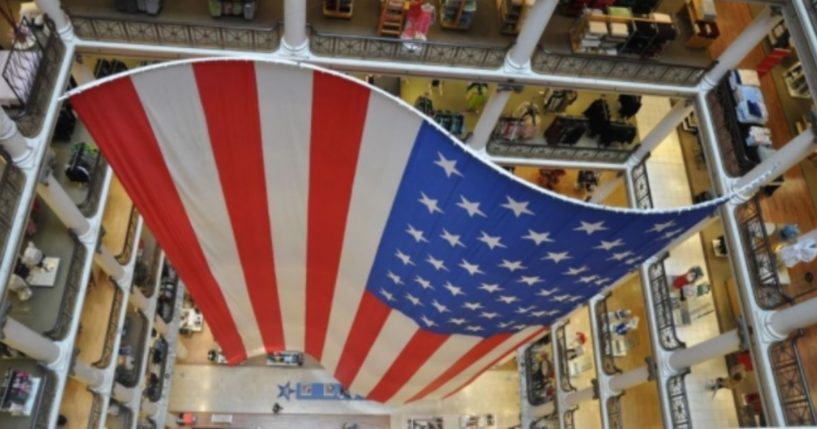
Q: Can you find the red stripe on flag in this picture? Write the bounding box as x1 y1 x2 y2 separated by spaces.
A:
442 327 547 399
406 332 513 402
70 77 247 362
334 292 391 387
193 61 286 353
366 330 448 403
304 71 371 360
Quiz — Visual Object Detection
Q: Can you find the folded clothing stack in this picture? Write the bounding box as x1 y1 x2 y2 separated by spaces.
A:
746 126 772 147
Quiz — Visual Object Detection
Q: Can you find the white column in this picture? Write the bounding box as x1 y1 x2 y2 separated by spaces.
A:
589 173 624 204
608 366 650 392
129 287 150 313
71 55 96 85
175 340 188 360
141 399 159 416
768 295 817 339
112 383 134 403
565 386 595 407
733 128 816 199
668 330 741 371
282 0 308 55
701 7 782 90
33 0 73 39
506 0 559 70
628 100 694 164
37 174 91 237
0 109 35 169
95 245 126 281
1 317 60 364
72 359 105 389
470 89 512 151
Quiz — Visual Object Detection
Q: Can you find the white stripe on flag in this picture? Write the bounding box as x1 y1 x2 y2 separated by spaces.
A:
131 65 265 356
254 62 312 352
387 334 482 404
320 91 423 373
348 310 417 396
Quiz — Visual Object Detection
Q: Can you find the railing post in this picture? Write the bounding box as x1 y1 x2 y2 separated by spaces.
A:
588 294 614 428
33 0 73 40
282 0 308 56
0 109 36 170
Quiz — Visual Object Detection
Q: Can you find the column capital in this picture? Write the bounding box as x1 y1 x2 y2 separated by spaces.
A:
757 307 789 343
279 38 310 58
503 55 531 74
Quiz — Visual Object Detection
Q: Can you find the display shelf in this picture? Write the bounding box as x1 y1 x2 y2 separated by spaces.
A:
783 62 811 100
438 0 476 30
322 0 353 19
497 0 531 35
378 0 405 36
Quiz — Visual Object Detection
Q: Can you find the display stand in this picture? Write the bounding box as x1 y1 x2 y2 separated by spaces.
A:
684 0 719 49
322 0 354 19
0 369 40 417
438 0 476 30
570 10 678 59
497 0 532 35
783 62 810 99
378 0 406 37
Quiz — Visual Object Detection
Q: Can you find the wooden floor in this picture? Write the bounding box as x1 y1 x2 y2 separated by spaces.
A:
75 266 117 364
59 378 94 429
101 175 134 257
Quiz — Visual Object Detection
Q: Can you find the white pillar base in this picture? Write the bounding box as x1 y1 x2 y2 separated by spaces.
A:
73 359 106 389
1 317 61 364
112 383 135 403
0 109 35 170
280 38 310 58
95 244 126 281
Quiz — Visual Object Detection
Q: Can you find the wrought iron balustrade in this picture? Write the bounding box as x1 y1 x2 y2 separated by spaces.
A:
667 370 692 429
555 323 576 393
736 196 789 309
4 18 65 137
594 294 622 375
0 150 25 269
607 394 624 429
145 336 169 402
45 233 88 340
78 155 107 217
116 206 139 264
564 407 577 429
707 80 755 177
94 286 125 369
87 392 104 429
309 29 508 68
531 48 705 86
71 15 279 52
648 256 685 351
769 331 817 426
486 139 634 164
32 366 56 429
524 336 556 406
631 159 653 209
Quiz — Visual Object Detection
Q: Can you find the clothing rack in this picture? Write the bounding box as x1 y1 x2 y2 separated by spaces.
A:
544 115 589 146
542 89 578 113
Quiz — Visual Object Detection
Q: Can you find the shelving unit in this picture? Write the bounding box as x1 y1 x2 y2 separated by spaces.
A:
378 0 406 37
783 62 811 99
569 10 677 59
438 0 476 30
322 0 354 19
497 0 532 35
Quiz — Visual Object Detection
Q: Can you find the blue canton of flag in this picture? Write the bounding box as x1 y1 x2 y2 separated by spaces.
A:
365 123 716 337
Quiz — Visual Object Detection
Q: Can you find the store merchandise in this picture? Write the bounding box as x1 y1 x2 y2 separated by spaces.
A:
684 0 719 49
537 169 566 191
65 143 98 184
323 0 353 18
414 95 434 116
0 369 35 416
783 62 810 99
433 111 465 136
542 89 578 113
378 0 407 36
576 170 600 193
114 0 162 15
439 0 476 30
559 0 614 18
570 9 677 58
402 1 436 41
745 126 771 147
207 0 257 20
497 0 533 34
465 82 488 112
583 98 611 137
620 13 677 58
618 94 642 118
544 115 589 145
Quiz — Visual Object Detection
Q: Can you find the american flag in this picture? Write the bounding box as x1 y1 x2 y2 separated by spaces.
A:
69 59 719 404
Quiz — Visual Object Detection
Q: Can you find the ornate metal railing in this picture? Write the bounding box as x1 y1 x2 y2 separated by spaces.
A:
146 336 168 402
736 196 789 309
594 294 622 375
32 366 56 429
78 155 107 217
769 331 817 426
310 29 509 68
45 233 88 340
87 391 104 429
607 394 624 429
708 80 754 177
0 150 25 266
116 206 139 264
531 48 706 86
71 15 280 52
137 419 157 429
115 311 148 387
631 158 653 209
564 407 577 429
4 18 65 137
648 256 686 351
555 323 576 393
486 139 634 164
136 244 161 298
667 370 692 429
94 286 124 369
525 336 555 406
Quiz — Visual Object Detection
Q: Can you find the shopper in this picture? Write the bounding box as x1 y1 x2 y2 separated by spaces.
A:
706 372 743 395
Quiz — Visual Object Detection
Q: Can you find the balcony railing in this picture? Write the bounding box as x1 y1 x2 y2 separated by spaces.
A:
71 15 280 52
769 331 817 426
157 263 179 323
135 244 161 298
607 394 624 429
145 336 168 402
4 18 65 137
94 286 125 369
78 156 107 218
531 48 705 87
32 365 55 429
648 256 685 351
564 407 577 429
0 150 25 268
555 323 576 393
87 391 104 429
594 294 622 375
486 139 634 164
45 233 88 340
736 196 789 309
115 309 148 387
631 158 653 209
667 371 692 429
116 206 138 265
524 336 555 406
310 29 509 69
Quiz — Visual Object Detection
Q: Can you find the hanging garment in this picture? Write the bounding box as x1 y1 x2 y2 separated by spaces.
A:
465 83 488 112
403 2 435 40
618 94 642 119
414 95 434 116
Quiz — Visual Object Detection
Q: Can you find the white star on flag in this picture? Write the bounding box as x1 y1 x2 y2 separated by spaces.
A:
380 288 396 302
502 196 534 217
523 229 553 245
406 224 429 243
595 238 624 251
449 318 466 325
543 251 571 263
499 259 526 272
405 294 422 306
648 220 676 233
414 276 433 290
479 283 502 293
459 259 484 276
456 195 486 218
440 229 465 247
426 254 448 271
466 325 484 332
575 220 608 235
431 300 449 313
537 288 558 297
418 192 444 214
518 275 543 286
552 294 570 302
662 228 684 240
434 152 463 178
608 251 634 261
516 305 535 314
421 315 436 327
480 312 499 320
578 275 599 284
497 295 518 304
477 231 506 250
443 281 465 296
463 302 483 311
564 265 589 276
386 271 403 285
395 249 414 265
